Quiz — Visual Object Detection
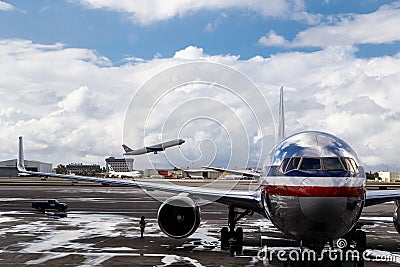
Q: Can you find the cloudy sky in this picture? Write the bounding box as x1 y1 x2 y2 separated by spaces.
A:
1 0 400 171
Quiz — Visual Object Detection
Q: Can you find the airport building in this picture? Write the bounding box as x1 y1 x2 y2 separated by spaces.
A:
157 169 184 179
141 168 222 179
183 168 221 179
105 157 134 172
0 159 52 177
66 163 101 175
378 171 400 182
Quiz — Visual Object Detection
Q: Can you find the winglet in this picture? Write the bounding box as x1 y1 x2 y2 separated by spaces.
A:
122 144 133 153
17 136 26 172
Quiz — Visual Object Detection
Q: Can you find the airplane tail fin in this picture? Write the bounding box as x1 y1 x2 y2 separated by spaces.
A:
122 144 133 153
17 136 26 172
278 86 285 143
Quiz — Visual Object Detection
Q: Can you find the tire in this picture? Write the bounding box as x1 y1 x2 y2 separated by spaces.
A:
221 227 229 248
235 244 243 255
355 230 366 251
235 227 243 244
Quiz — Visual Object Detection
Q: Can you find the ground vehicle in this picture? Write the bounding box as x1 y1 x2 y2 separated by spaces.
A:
32 199 68 213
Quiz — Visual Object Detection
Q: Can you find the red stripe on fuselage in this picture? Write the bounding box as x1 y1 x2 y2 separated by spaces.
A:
261 185 365 197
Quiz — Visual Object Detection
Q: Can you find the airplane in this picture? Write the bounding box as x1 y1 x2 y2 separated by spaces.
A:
122 139 185 155
16 87 400 253
105 164 141 178
183 170 205 179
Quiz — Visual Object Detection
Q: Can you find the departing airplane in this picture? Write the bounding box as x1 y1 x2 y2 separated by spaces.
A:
122 139 185 155
16 88 400 252
106 164 141 178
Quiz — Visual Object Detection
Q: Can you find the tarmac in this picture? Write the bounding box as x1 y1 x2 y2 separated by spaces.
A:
0 177 399 266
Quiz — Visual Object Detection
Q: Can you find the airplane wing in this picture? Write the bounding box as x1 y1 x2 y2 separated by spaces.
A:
203 166 261 179
17 169 262 212
365 190 400 206
17 137 262 213
144 145 164 153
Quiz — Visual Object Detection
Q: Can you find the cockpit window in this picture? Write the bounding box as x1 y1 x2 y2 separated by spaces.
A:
285 157 301 172
340 157 359 174
349 158 359 174
279 158 290 173
322 157 344 170
299 157 321 170
279 156 359 174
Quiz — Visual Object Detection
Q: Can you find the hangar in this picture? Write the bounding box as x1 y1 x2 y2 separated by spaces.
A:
0 159 52 177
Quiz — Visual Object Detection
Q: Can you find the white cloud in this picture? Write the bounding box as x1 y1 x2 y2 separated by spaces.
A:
258 31 290 47
72 0 310 25
2 40 400 171
0 1 14 11
295 3 400 47
203 13 227 33
260 2 400 48
173 46 206 59
339 96 388 115
203 22 215 33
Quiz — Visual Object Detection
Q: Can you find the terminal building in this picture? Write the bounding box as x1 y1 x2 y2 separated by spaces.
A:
105 157 134 172
378 171 400 182
142 168 222 179
183 168 221 179
66 163 101 175
0 159 52 177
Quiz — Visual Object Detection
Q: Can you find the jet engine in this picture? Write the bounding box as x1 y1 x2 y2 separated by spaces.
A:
393 200 400 234
157 196 201 238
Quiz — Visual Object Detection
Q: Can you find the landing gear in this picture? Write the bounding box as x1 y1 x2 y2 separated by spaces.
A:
338 229 366 267
221 227 229 248
220 205 252 254
342 227 367 251
235 227 243 243
354 229 366 251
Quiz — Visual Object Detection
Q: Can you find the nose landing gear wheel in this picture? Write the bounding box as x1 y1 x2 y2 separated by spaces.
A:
354 229 366 251
221 227 229 248
342 228 367 251
233 227 243 254
220 205 252 254
235 227 243 243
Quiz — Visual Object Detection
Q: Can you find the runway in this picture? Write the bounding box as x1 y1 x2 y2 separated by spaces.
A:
0 179 399 266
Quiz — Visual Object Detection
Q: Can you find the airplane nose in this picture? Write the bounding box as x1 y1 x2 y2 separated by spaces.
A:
263 176 364 244
295 195 362 243
298 177 352 223
299 196 348 223
295 177 363 242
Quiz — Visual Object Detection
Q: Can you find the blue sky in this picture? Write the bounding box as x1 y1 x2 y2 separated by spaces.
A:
1 0 400 171
2 0 399 63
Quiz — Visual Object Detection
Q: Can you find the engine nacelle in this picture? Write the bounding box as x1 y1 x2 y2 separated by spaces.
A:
394 200 400 235
157 196 201 238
